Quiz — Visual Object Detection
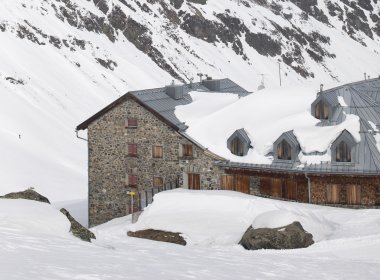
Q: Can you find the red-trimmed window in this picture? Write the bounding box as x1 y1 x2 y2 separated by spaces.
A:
127 118 138 128
128 144 137 156
129 175 138 186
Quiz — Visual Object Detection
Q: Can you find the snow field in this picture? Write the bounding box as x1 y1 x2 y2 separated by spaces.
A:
2 191 380 279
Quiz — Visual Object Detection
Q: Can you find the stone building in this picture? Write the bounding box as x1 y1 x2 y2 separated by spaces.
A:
77 78 380 226
77 79 250 226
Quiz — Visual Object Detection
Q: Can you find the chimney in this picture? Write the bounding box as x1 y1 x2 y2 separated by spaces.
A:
165 83 184 100
364 72 367 80
202 77 221 92
320 84 324 92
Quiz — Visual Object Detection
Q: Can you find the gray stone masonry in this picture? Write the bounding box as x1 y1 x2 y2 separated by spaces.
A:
88 98 223 226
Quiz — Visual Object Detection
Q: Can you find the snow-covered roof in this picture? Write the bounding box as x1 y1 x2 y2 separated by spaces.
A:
175 78 380 175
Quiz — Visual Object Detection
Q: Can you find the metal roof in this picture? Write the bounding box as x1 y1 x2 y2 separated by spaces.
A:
217 78 380 175
129 78 250 133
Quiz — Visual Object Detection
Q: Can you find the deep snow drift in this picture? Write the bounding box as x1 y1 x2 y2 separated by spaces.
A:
2 191 380 279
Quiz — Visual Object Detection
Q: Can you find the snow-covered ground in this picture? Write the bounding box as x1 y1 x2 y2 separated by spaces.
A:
2 190 380 279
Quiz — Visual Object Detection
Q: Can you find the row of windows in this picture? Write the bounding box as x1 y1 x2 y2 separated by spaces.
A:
127 144 194 158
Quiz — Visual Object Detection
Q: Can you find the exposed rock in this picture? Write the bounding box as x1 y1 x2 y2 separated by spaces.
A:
60 208 96 242
187 0 207 5
170 0 184 9
5 77 25 85
239 221 314 250
245 32 281 57
95 58 118 70
128 229 186 245
1 189 50 203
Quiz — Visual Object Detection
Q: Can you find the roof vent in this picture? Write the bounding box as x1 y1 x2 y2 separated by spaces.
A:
165 84 184 100
202 78 221 92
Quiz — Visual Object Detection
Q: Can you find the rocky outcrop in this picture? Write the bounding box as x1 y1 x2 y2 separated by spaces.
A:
60 208 96 242
239 222 314 250
127 229 186 245
1 189 50 204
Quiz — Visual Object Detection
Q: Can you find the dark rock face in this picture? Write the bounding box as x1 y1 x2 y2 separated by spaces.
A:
187 0 207 5
239 222 314 250
60 208 96 242
128 229 186 245
245 32 281 57
170 0 184 9
1 189 50 204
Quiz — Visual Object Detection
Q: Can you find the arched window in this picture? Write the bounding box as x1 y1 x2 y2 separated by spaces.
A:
336 141 351 162
277 140 292 160
315 100 329 120
231 137 244 156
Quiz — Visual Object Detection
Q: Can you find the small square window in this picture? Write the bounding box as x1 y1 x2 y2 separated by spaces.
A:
153 176 163 188
128 175 138 186
182 144 193 157
127 118 138 128
152 145 163 158
128 144 137 156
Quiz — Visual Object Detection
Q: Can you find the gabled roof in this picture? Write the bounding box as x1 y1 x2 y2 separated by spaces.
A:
227 128 251 145
77 78 250 131
274 130 300 148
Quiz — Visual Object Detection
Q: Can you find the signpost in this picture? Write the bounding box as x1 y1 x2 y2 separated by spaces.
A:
127 191 137 214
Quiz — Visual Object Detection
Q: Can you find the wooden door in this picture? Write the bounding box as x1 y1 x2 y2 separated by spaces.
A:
347 185 361 205
260 177 271 196
284 179 297 200
188 173 200 190
271 178 282 198
327 184 340 204
236 175 250 194
221 175 234 191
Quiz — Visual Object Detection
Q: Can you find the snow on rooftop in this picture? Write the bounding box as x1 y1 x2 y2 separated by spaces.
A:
175 84 362 164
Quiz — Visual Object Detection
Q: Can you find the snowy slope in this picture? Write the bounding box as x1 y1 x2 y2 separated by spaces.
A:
1 0 380 201
2 192 380 279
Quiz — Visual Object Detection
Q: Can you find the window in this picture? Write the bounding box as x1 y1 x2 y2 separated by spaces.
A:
126 118 137 128
152 145 163 158
315 101 329 120
128 144 137 157
182 144 193 157
231 137 244 156
221 175 234 191
336 141 351 162
188 173 200 190
153 176 163 188
128 175 138 186
277 139 292 160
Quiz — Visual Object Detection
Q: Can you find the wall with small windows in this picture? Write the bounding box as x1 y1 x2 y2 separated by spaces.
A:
87 97 222 226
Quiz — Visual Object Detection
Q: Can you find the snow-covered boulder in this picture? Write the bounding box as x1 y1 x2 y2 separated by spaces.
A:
1 189 50 204
239 222 314 250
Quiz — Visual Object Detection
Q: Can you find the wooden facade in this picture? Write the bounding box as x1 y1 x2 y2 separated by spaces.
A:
223 168 380 206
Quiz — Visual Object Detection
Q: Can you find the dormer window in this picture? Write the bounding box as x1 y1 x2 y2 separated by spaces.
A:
336 141 351 162
231 137 244 156
315 100 329 120
227 129 251 156
332 130 356 164
277 139 291 160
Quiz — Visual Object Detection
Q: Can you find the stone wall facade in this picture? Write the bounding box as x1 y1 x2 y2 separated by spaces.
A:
87 97 223 226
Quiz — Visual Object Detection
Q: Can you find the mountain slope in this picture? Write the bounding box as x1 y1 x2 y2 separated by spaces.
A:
1 0 380 201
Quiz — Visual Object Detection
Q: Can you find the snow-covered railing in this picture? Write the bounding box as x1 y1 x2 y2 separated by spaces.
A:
138 181 179 210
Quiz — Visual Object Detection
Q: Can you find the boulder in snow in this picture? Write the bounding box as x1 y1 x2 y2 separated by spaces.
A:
1 189 50 204
239 221 314 250
60 208 96 242
127 229 186 246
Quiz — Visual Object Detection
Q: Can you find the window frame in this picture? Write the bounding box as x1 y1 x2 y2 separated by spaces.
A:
128 143 138 157
230 137 244 156
152 145 163 159
315 100 329 120
182 144 193 158
128 174 138 187
153 176 164 188
336 140 351 162
126 118 138 128
277 139 292 160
